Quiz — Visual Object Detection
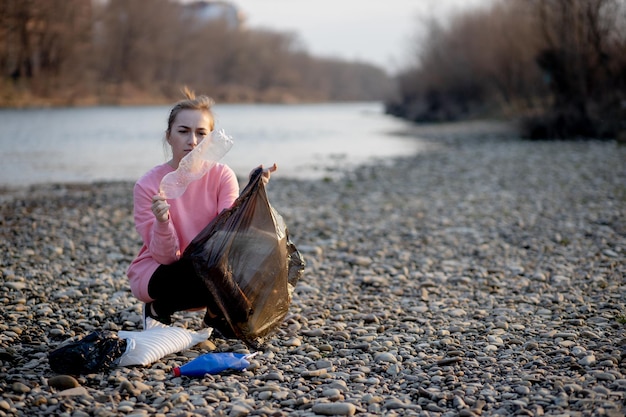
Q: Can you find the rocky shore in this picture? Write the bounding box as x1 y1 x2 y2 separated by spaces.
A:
1 121 625 416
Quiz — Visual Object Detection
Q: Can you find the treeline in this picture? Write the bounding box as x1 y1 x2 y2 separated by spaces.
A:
0 0 393 107
386 0 626 139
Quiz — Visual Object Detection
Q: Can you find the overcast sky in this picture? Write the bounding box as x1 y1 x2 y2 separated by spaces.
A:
232 0 495 71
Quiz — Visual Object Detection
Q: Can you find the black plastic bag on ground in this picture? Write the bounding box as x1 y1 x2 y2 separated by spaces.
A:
48 331 127 375
183 167 305 348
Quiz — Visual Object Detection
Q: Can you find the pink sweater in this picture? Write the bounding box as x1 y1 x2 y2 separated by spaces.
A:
127 162 239 302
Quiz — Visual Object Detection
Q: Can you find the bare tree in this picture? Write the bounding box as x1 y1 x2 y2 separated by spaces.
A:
387 0 626 138
0 0 92 103
528 0 626 137
0 0 394 105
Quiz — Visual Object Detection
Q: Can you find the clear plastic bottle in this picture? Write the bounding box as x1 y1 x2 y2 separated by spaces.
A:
172 352 256 377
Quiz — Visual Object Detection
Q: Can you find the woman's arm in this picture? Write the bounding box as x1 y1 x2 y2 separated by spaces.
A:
133 183 181 264
216 165 241 213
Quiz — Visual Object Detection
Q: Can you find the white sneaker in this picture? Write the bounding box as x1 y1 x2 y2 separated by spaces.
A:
142 302 170 330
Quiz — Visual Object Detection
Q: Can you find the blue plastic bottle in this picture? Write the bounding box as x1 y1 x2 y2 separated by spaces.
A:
172 352 255 377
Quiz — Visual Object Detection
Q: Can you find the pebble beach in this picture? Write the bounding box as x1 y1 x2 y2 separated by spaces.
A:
1 120 625 416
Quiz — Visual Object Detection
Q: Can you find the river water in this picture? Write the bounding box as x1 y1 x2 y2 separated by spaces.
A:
0 102 425 187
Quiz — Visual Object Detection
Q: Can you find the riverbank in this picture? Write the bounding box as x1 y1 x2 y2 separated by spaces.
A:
1 121 625 416
0 77 387 109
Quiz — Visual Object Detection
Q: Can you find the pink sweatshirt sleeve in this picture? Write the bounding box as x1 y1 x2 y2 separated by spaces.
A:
133 181 181 265
216 165 240 214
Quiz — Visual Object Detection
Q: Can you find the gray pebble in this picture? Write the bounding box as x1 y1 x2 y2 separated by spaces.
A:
1 127 624 417
48 375 80 390
311 402 356 416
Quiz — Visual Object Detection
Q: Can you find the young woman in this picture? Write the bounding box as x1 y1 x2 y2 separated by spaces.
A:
127 88 275 331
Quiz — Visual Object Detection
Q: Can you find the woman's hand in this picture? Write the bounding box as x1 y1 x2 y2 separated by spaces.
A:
251 163 277 185
151 193 170 223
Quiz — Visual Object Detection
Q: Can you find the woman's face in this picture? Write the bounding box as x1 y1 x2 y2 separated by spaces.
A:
167 109 212 168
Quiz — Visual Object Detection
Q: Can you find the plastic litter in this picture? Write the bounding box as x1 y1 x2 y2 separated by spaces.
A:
160 129 234 199
117 319 211 367
48 330 127 375
172 352 258 377
183 166 305 348
48 322 211 374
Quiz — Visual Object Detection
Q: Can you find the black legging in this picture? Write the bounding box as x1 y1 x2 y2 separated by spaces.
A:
147 258 218 318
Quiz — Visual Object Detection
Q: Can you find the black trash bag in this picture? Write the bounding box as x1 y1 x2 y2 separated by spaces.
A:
48 331 127 375
183 167 305 348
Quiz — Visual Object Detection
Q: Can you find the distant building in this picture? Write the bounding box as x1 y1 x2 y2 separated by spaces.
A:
182 1 245 29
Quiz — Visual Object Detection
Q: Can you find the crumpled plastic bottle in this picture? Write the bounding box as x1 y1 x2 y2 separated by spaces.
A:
160 129 234 199
172 352 257 377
